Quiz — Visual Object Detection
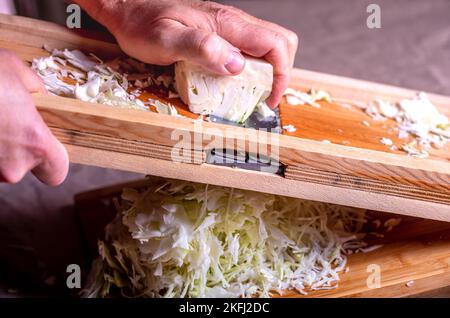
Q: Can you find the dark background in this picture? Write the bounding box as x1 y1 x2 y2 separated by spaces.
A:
0 0 449 297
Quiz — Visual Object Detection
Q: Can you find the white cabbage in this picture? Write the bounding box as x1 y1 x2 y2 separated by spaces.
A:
283 88 331 108
256 101 276 120
83 179 368 298
175 57 273 123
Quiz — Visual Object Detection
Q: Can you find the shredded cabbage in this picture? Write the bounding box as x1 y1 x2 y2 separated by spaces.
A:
344 93 449 157
82 179 367 298
32 48 151 111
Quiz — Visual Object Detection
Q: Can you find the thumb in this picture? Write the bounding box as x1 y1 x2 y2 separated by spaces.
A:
170 25 246 75
13 57 47 94
32 129 69 186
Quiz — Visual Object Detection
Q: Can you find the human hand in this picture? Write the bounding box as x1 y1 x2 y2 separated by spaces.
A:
0 49 69 185
76 0 298 107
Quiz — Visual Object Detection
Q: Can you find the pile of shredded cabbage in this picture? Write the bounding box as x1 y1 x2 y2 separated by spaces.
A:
82 179 367 298
32 47 184 115
32 48 149 110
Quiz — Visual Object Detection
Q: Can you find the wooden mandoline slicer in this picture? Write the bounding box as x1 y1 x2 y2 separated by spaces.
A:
0 14 449 222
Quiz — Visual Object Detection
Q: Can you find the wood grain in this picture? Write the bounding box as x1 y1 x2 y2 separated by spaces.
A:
290 241 450 298
50 126 204 164
1 14 449 221
66 144 450 222
279 98 449 161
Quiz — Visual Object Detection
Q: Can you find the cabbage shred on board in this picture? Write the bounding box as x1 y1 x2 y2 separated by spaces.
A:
82 179 369 298
32 48 151 111
284 87 449 157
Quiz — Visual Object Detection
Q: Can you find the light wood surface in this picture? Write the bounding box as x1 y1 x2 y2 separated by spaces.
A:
74 177 450 298
280 97 449 161
67 144 450 222
1 14 449 221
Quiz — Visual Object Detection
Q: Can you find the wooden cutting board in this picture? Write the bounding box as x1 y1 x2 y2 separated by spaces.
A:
1 14 449 222
74 177 450 298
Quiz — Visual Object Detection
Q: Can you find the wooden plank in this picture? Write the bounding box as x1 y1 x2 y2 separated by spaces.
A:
408 286 450 298
1 14 449 221
288 68 450 115
35 95 450 220
74 177 450 298
66 144 450 222
286 239 450 298
50 126 204 164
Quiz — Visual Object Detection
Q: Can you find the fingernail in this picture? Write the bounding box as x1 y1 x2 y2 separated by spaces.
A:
225 51 245 74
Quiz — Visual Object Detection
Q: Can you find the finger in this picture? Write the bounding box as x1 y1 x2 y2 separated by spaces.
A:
24 71 47 94
225 7 299 68
0 159 35 184
265 46 291 108
152 20 246 75
13 57 47 94
217 19 291 107
247 22 297 69
0 137 46 184
31 132 69 186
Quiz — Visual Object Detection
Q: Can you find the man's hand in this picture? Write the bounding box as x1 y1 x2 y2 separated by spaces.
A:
75 0 298 108
0 50 69 185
